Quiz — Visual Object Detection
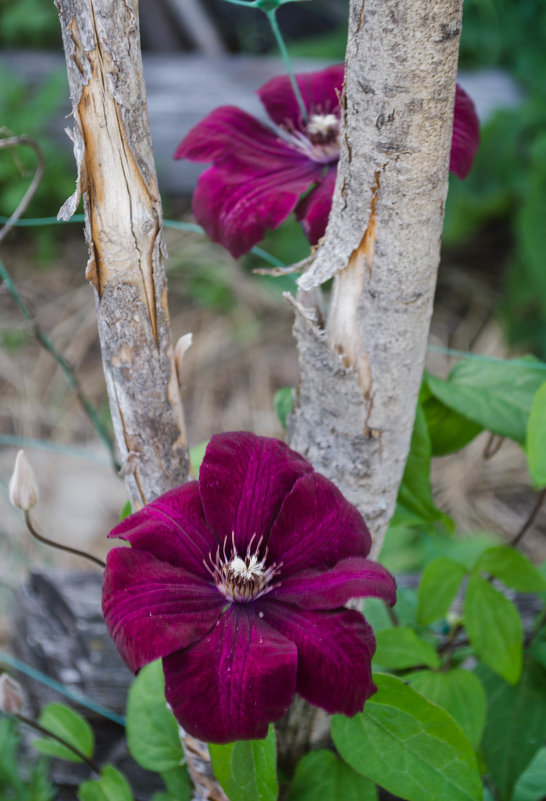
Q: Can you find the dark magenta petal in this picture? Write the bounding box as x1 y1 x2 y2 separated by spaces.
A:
267 472 371 575
272 556 396 609
102 548 224 672
260 601 376 716
199 432 313 554
450 84 480 179
163 605 297 743
109 483 219 581
191 157 320 258
258 65 344 133
295 166 336 245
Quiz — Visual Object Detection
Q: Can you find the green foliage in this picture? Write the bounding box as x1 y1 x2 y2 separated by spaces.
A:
374 627 440 671
474 546 546 593
407 669 487 749
526 382 546 487
78 765 133 801
288 750 377 801
0 717 55 801
477 660 546 801
209 725 278 801
33 703 94 763
331 674 482 801
417 557 467 624
126 660 184 773
273 386 293 428
513 748 546 801
0 0 61 48
465 574 523 684
190 441 208 477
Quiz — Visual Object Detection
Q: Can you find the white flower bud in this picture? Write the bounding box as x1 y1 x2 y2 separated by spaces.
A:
0 673 25 715
9 450 39 511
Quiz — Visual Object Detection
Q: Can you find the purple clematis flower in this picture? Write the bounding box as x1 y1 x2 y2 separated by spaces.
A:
102 431 396 744
174 66 480 258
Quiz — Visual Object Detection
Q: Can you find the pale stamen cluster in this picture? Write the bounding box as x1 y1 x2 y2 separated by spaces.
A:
282 113 340 165
205 532 281 602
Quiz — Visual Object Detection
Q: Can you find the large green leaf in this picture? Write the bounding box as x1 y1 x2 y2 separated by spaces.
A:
407 669 487 749
474 546 546 592
477 660 546 801
78 766 133 801
126 660 183 773
427 357 544 443
421 388 483 456
395 403 451 528
374 627 439 670
209 725 277 801
34 703 94 763
513 748 546 801
464 574 523 684
151 767 191 801
526 382 546 487
0 717 24 791
287 750 377 801
331 674 482 801
417 557 467 624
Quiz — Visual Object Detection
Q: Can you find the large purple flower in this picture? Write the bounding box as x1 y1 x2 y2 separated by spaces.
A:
102 432 396 744
174 66 480 258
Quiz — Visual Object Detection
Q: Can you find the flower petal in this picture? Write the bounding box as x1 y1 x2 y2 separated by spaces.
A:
267 472 371 576
199 432 313 554
295 166 336 244
258 66 344 133
450 84 480 179
102 548 224 672
272 556 396 609
260 601 376 716
108 483 219 581
163 605 297 743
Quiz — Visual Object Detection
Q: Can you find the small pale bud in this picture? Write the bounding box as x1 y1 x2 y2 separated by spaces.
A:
174 333 193 386
0 673 25 715
9 450 39 511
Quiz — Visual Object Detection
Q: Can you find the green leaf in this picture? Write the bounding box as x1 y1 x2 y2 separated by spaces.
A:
331 674 482 801
396 403 451 527
273 387 293 428
0 717 24 790
34 703 94 763
119 500 132 520
78 766 133 801
477 660 546 801
474 546 546 592
209 725 277 801
513 747 546 801
126 660 184 772
407 669 487 749
417 557 467 624
287 750 377 801
421 385 483 456
526 382 546 487
190 441 208 477
529 626 546 669
464 574 523 684
151 767 191 801
374 627 440 670
427 357 545 443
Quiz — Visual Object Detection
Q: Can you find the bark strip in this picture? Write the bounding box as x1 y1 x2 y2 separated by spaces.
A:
289 0 463 557
55 0 189 508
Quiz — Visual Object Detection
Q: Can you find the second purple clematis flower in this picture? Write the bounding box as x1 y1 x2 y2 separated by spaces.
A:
174 66 480 258
103 432 396 744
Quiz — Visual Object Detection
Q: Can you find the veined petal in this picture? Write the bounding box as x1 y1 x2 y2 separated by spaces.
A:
258 66 344 134
191 157 321 258
163 605 297 743
199 432 312 554
295 166 336 244
450 84 480 179
260 601 376 716
109 483 219 581
267 472 371 575
102 548 224 672
272 556 396 609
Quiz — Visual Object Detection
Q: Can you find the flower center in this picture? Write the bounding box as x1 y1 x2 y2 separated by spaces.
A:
306 113 340 146
205 534 280 603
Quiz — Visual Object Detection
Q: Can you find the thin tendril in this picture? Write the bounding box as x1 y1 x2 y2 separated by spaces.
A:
266 9 308 123
24 511 106 569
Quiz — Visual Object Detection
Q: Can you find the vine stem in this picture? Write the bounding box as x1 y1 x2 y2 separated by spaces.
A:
510 486 546 549
24 511 105 569
0 136 44 245
266 9 308 123
15 711 101 775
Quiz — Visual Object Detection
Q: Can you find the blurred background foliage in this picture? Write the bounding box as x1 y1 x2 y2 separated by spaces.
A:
0 0 545 349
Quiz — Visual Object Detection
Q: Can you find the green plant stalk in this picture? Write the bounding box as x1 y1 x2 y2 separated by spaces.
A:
15 712 101 774
0 257 119 470
24 510 105 569
266 9 308 123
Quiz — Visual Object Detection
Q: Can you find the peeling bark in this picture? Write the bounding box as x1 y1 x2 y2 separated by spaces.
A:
55 0 189 508
289 0 463 557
